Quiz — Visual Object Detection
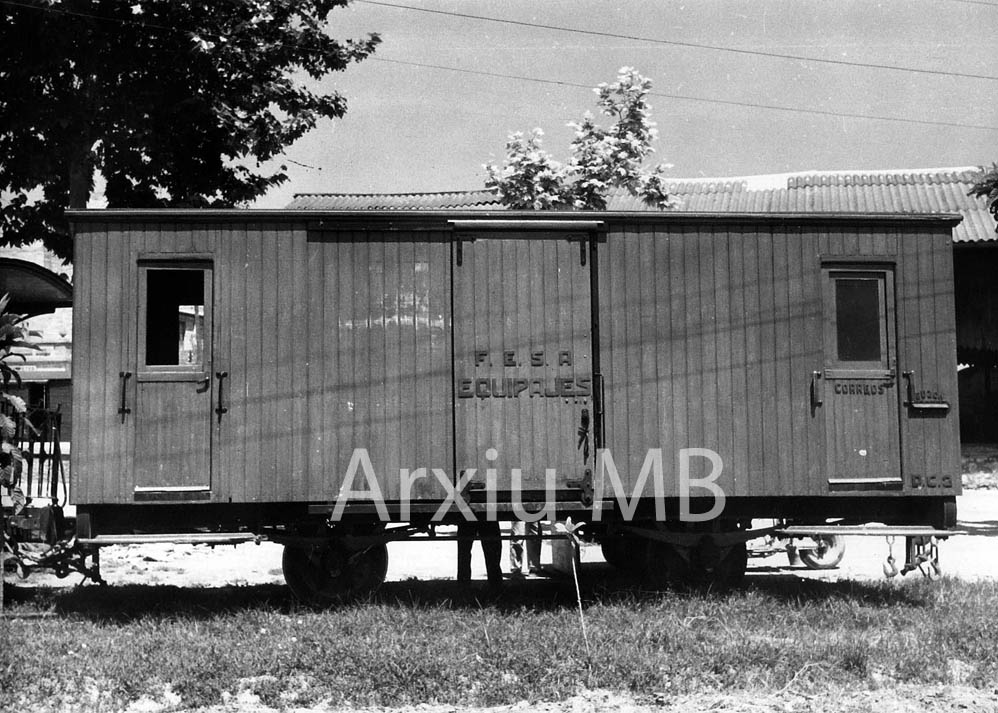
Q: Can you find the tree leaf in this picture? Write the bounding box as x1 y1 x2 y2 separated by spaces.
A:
0 414 17 441
489 69 674 212
9 486 26 515
0 1 379 258
2 394 26 417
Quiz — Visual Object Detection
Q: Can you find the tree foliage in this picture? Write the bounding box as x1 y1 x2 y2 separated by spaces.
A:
0 294 33 513
485 68 676 211
970 163 998 233
0 0 380 260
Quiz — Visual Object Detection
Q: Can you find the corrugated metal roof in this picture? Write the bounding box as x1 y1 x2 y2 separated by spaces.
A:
287 167 996 243
286 189 500 211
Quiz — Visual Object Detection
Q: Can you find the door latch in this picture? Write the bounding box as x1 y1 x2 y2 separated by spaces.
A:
576 407 591 462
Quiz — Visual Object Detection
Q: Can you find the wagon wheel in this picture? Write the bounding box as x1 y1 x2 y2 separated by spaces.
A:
600 533 648 573
282 542 389 607
799 535 845 570
687 538 747 590
644 540 747 590
643 540 690 589
709 542 748 589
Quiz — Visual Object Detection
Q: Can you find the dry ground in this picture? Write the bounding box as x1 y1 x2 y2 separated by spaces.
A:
6 464 998 713
116 685 998 713
8 492 996 713
80 491 998 591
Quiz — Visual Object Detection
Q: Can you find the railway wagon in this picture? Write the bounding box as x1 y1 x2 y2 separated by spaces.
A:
64 209 961 600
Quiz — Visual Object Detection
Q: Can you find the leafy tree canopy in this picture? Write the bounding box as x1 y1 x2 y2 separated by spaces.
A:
485 68 676 211
970 163 998 233
0 0 380 260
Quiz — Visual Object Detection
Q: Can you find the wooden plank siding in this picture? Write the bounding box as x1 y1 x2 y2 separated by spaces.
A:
68 223 91 502
899 228 925 491
305 231 453 502
896 227 961 494
598 219 958 501
70 213 959 512
216 222 245 502
933 229 961 485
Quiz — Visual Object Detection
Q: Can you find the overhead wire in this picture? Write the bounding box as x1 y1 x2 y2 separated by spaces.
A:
371 57 998 132
3 0 997 132
358 0 998 83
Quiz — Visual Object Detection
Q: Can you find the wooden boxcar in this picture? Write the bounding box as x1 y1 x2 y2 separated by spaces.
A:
66 210 961 599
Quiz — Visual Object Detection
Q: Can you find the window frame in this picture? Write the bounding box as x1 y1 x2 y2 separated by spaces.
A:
822 264 896 379
136 259 214 379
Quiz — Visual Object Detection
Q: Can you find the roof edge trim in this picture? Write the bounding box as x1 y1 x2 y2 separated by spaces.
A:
67 209 963 227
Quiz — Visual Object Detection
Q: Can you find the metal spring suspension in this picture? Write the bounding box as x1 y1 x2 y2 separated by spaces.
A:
883 535 941 579
900 535 942 580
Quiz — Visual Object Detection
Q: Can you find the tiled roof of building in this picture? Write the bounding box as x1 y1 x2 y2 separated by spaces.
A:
287 167 996 243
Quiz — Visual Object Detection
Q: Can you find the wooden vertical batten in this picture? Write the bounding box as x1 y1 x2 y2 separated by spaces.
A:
66 211 960 533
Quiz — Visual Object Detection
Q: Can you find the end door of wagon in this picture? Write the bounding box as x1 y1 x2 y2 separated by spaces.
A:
821 265 902 489
132 261 214 497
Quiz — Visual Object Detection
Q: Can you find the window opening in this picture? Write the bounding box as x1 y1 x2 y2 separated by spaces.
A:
835 277 882 362
145 269 206 367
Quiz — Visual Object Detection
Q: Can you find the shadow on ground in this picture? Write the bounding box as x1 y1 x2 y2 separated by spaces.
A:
2 561 931 621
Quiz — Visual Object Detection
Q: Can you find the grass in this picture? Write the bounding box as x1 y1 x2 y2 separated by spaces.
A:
2 574 998 711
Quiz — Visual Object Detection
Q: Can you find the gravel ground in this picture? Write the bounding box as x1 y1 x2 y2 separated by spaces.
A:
139 684 998 713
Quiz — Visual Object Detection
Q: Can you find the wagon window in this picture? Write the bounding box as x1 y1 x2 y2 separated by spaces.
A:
835 277 881 362
144 269 206 367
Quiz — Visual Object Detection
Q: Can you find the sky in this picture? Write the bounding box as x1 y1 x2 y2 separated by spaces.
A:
254 0 998 208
